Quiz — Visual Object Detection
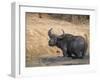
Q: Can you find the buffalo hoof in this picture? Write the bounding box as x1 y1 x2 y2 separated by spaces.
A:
72 56 84 59
78 57 84 59
72 56 78 59
67 55 72 57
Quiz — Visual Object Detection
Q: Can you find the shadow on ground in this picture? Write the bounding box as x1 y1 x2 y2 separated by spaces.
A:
26 56 89 67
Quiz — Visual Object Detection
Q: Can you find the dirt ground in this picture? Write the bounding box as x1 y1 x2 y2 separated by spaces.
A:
25 13 90 67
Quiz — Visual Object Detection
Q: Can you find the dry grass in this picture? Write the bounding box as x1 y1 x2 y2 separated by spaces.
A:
25 13 89 66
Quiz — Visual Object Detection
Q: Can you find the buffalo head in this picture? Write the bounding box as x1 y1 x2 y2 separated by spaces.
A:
48 28 65 46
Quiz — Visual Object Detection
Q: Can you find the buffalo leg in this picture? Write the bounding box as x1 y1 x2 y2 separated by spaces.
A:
72 52 84 59
62 49 68 57
78 52 84 59
67 51 72 57
72 52 78 59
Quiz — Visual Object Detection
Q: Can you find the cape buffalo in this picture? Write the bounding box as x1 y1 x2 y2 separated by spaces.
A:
48 28 87 59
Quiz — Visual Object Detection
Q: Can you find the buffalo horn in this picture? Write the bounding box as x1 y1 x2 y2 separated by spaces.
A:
62 29 65 36
48 28 53 37
58 29 65 39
